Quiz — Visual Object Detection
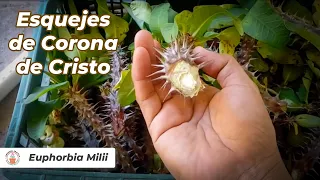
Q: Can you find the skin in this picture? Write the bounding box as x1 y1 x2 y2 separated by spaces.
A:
132 30 291 180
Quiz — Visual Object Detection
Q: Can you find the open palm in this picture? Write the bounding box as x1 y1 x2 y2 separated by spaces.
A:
132 30 290 180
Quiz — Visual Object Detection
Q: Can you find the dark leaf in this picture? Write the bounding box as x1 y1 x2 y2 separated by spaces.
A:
257 41 303 64
27 100 60 141
279 88 304 111
295 114 320 128
297 69 313 103
282 65 304 85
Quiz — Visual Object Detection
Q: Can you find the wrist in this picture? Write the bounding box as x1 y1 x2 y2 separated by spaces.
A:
240 152 291 180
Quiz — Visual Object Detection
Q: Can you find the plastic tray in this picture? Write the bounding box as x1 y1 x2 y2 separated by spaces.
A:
2 0 174 179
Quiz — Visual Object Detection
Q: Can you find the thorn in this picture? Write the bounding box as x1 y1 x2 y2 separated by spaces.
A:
279 1 285 9
89 103 99 110
160 81 169 90
174 39 179 53
170 35 174 43
190 52 200 58
184 44 193 57
209 41 215 50
163 87 175 102
311 169 319 176
153 47 166 58
198 59 212 69
151 76 168 81
190 56 202 62
151 64 165 68
146 68 166 77
154 54 164 63
77 87 85 93
171 47 177 57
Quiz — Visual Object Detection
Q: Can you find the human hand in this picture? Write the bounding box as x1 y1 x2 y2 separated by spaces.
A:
132 30 291 180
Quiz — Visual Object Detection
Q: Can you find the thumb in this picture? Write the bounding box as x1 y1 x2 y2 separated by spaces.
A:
193 47 256 90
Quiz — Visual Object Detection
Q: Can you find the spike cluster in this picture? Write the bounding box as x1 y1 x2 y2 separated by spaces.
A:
100 48 157 173
151 35 206 99
233 34 289 118
63 85 135 172
261 91 287 119
268 1 320 36
64 121 100 147
291 130 320 180
235 35 257 67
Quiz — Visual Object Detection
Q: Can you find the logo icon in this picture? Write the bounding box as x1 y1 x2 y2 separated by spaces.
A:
5 150 20 165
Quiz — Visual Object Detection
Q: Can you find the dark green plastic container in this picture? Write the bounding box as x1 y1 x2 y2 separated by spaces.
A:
2 0 174 179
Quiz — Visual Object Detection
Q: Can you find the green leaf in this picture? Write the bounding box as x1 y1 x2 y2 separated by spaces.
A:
250 55 269 72
98 56 110 63
306 49 320 67
130 1 152 24
257 41 302 64
279 88 304 111
282 65 304 85
78 33 107 58
160 23 179 43
128 42 135 51
114 69 130 90
242 0 290 47
56 27 85 84
78 74 109 89
168 8 178 23
175 10 193 34
27 100 59 141
208 8 247 30
97 0 129 43
217 27 240 55
149 3 170 40
293 122 299 135
196 32 219 44
68 0 78 15
48 48 69 63
297 69 313 103
44 71 66 84
202 74 221 89
314 0 320 26
154 154 163 171
67 0 83 35
314 0 320 12
49 137 65 148
313 11 320 27
295 114 320 128
204 31 219 37
24 82 69 104
189 5 233 38
306 60 320 79
117 69 136 106
57 27 86 62
284 21 320 51
122 2 146 29
239 0 257 9
287 127 307 147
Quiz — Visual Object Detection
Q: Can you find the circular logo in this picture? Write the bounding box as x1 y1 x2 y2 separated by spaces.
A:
5 150 20 165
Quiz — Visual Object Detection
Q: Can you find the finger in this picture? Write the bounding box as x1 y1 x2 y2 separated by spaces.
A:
134 30 158 64
154 40 161 49
132 47 161 127
193 47 254 89
149 95 193 142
